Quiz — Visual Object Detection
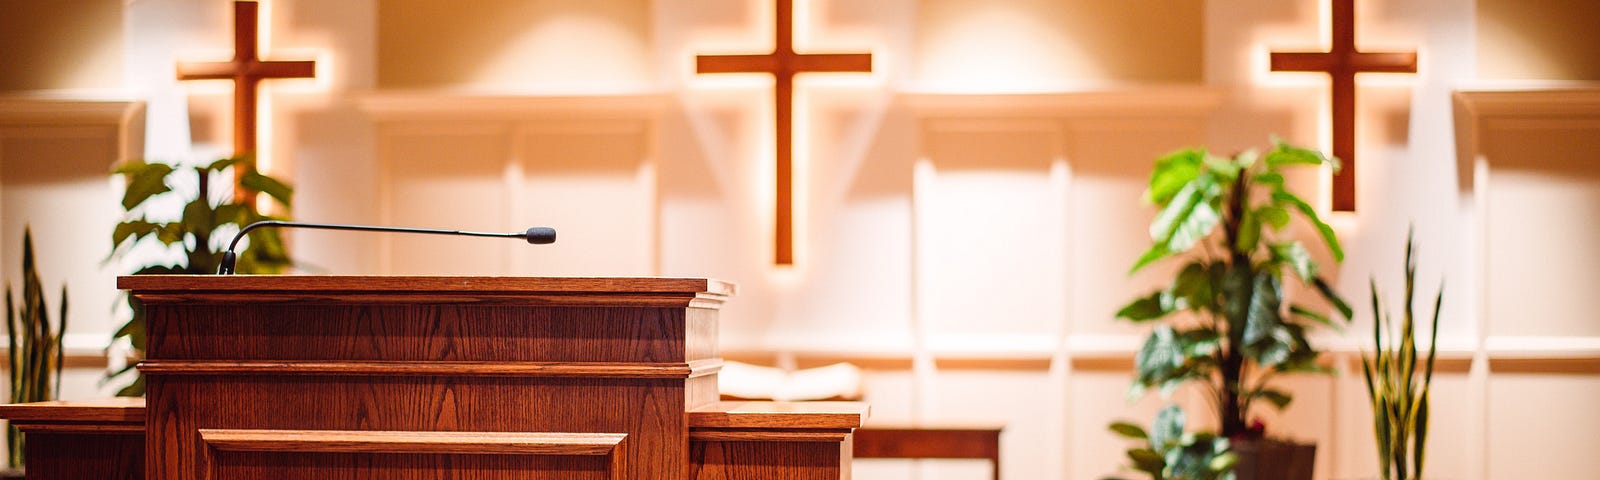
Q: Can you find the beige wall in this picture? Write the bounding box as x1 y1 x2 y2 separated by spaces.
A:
1477 0 1600 80
0 0 123 92
914 0 1203 89
376 0 653 91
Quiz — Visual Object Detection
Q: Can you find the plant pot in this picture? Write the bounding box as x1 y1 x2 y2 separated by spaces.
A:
1230 438 1315 480
0 467 23 480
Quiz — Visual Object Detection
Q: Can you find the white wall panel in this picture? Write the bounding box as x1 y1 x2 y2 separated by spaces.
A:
1488 373 1600 479
0 99 141 375
916 123 1066 341
1481 125 1600 337
380 125 508 275
514 123 654 277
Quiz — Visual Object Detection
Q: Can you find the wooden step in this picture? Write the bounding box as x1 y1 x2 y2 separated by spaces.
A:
688 401 867 480
0 398 145 480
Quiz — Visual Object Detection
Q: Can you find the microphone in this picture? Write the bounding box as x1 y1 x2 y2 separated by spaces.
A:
217 220 556 274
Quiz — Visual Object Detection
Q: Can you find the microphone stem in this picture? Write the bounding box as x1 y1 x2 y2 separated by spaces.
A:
219 221 539 274
227 221 520 253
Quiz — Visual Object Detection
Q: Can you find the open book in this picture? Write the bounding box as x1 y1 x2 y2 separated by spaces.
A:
717 361 864 401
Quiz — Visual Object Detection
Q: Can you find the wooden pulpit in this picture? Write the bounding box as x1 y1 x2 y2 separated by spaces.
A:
2 276 864 479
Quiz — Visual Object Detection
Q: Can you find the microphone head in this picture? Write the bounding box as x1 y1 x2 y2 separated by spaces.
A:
524 227 556 244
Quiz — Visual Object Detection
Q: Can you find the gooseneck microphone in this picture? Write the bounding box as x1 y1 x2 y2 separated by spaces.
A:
217 220 556 274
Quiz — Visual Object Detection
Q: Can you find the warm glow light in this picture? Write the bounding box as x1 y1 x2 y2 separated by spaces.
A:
793 89 811 272
908 2 1105 93
685 0 885 272
467 13 654 95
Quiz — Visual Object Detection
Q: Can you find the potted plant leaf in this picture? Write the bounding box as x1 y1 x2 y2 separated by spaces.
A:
1361 229 1440 480
106 156 293 396
1114 140 1352 480
1107 404 1238 480
4 228 69 478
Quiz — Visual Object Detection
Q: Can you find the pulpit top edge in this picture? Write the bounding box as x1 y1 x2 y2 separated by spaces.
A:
118 275 735 297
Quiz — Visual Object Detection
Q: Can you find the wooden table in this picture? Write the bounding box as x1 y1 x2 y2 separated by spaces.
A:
853 424 1002 480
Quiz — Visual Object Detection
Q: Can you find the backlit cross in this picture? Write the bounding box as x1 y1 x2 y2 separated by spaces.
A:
1271 0 1416 211
177 0 316 204
696 0 873 265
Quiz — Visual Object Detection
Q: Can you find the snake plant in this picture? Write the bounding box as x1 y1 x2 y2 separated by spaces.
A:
1361 230 1441 480
5 228 68 468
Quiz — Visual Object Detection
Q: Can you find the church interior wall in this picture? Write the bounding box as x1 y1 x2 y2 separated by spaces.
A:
1476 0 1600 81
0 0 123 92
1 0 1598 478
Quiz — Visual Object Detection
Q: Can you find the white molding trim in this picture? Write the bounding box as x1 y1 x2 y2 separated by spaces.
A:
1451 86 1600 191
721 334 1600 369
0 97 142 126
0 96 146 162
1483 336 1600 359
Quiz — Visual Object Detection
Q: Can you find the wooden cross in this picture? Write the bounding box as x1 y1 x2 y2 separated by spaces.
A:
177 0 315 204
696 0 872 265
1270 0 1415 212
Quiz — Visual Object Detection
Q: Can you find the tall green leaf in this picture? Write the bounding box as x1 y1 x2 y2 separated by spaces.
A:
1255 205 1290 230
1118 291 1172 321
1263 142 1329 167
240 170 294 207
4 228 68 468
116 161 174 210
1148 149 1205 205
1362 232 1443 480
1170 262 1215 312
1151 405 1184 449
1110 422 1150 440
1151 182 1202 244
1314 276 1354 319
1269 242 1317 281
1136 326 1180 382
1270 190 1344 262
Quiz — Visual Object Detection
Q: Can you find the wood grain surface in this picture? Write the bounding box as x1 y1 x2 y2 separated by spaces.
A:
689 401 868 429
200 429 626 455
119 275 848 480
689 430 852 443
130 276 722 480
140 359 716 378
142 304 700 363
0 397 145 423
120 275 735 296
207 451 618 480
24 430 144 480
690 434 851 480
148 375 684 480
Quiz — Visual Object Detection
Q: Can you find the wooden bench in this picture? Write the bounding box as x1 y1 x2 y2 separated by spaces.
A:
0 398 144 480
854 424 1003 480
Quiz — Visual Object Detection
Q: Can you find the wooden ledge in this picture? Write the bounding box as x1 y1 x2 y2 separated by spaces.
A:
119 275 734 297
688 401 868 430
0 397 145 423
200 429 626 456
141 359 721 379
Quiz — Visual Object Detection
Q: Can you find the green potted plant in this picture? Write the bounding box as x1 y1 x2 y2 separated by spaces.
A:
4 228 69 477
1361 230 1440 480
1107 404 1238 480
106 156 293 396
1114 140 1352 480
